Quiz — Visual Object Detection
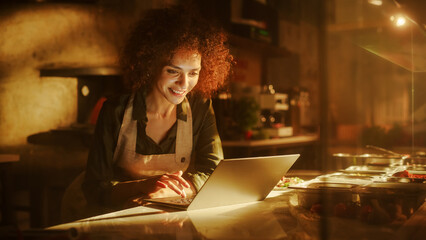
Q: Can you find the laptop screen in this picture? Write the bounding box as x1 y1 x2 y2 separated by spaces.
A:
187 154 300 210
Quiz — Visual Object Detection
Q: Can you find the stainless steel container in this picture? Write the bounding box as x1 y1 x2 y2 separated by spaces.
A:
333 153 404 168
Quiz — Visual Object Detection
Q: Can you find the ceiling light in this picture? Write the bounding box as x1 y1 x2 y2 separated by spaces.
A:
395 16 406 26
390 15 407 27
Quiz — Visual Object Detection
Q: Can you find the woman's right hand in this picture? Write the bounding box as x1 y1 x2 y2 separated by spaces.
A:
148 171 191 199
112 171 194 207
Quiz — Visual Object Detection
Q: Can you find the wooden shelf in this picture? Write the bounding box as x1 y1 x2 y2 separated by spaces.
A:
228 34 291 58
39 66 121 77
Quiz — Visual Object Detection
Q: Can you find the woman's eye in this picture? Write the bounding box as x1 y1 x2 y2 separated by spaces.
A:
189 71 199 77
166 69 179 74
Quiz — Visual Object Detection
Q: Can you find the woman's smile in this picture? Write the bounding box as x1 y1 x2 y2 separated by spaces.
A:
170 88 186 95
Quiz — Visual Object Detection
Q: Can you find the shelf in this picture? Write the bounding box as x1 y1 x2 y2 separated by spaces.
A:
222 134 319 148
39 66 121 77
228 34 291 58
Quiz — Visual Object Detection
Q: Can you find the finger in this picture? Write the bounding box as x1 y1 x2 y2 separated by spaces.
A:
163 174 190 188
167 180 186 198
156 181 167 188
164 180 186 198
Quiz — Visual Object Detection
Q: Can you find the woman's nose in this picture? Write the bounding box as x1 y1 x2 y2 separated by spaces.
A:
177 74 189 88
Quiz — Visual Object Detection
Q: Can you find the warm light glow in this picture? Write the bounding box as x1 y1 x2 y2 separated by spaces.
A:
390 15 407 27
368 0 382 6
395 17 406 26
81 85 90 96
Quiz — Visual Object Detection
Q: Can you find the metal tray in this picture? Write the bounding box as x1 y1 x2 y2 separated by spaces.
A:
333 153 403 166
340 165 390 175
289 181 359 192
359 182 426 192
387 170 426 183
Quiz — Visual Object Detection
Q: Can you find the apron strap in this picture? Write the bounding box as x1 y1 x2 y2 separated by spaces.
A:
112 94 135 163
174 97 193 166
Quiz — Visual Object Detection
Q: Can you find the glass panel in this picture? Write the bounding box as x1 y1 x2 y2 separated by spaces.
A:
322 0 426 238
327 0 426 163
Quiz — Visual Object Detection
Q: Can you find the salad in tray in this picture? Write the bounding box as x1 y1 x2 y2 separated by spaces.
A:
275 176 304 190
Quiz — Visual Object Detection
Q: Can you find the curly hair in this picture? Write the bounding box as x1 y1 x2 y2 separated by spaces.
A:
119 5 234 98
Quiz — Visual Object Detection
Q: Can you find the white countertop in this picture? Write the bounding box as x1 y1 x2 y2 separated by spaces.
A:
48 189 425 240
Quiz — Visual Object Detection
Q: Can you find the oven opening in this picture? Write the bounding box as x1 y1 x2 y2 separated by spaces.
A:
27 67 124 147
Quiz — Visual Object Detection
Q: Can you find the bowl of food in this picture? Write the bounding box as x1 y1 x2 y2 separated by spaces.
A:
356 182 426 226
288 180 360 216
388 170 426 183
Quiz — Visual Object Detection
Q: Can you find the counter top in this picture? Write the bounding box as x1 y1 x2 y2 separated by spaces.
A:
222 134 319 147
47 190 425 240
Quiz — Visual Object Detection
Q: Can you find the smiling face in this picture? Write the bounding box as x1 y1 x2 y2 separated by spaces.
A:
152 48 201 105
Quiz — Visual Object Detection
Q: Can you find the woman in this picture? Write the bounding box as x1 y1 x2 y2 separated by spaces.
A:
61 5 233 221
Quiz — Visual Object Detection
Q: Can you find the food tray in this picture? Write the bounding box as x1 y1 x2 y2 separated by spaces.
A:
359 182 426 192
340 166 390 175
316 173 376 184
405 165 426 171
333 153 404 166
385 177 425 183
289 180 360 192
386 170 426 184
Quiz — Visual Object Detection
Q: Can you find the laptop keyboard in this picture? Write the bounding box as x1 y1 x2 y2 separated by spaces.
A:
168 197 194 205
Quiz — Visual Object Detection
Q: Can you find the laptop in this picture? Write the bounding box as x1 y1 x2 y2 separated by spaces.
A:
144 154 299 211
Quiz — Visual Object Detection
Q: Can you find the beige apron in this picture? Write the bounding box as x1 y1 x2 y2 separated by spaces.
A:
115 94 192 177
61 94 193 222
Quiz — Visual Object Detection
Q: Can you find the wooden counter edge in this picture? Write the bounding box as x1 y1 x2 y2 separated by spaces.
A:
0 154 20 163
221 134 319 147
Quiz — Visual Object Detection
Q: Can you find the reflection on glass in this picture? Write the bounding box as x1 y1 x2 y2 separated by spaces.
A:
325 0 425 239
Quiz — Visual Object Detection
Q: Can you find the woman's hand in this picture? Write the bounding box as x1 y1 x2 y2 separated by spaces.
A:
148 171 193 199
112 171 196 207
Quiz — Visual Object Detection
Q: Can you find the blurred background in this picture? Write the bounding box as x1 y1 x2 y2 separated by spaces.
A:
0 0 424 230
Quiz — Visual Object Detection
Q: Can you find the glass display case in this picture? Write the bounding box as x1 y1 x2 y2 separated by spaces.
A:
300 0 426 239
325 0 426 167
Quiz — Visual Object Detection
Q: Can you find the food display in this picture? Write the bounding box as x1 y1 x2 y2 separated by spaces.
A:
404 164 426 171
317 172 379 182
287 157 426 228
288 181 359 211
340 165 394 175
333 153 404 167
390 170 426 183
275 176 304 189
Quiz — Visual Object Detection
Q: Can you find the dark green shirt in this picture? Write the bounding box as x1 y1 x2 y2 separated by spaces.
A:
82 90 223 207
